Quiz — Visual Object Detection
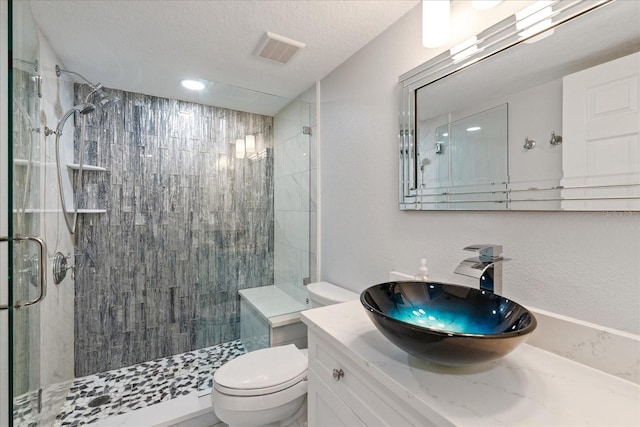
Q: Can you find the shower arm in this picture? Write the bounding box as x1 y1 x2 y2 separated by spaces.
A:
56 64 97 88
55 65 106 103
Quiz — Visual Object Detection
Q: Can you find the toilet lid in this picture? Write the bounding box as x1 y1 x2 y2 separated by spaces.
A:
214 344 308 397
307 281 358 306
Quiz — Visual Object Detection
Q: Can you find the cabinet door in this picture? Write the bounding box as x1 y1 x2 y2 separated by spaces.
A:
308 370 366 427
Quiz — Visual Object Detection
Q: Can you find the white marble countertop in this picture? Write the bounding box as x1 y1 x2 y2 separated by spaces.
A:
301 300 640 426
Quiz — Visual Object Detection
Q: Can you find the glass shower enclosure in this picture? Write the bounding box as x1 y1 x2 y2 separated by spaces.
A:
2 1 315 424
3 0 51 424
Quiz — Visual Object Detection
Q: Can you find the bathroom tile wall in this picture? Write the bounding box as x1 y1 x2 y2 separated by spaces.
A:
72 85 274 376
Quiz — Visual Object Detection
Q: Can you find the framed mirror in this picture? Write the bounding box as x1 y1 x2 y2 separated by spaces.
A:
399 0 640 211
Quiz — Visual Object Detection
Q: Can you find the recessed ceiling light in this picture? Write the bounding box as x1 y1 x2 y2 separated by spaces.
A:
180 79 205 91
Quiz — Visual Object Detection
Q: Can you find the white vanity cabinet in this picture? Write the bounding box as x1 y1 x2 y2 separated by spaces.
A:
301 301 640 427
307 370 365 427
307 331 437 427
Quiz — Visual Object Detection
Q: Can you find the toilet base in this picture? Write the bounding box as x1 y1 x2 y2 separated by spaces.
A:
214 395 306 427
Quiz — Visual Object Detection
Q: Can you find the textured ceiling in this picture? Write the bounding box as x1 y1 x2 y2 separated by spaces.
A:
29 0 420 115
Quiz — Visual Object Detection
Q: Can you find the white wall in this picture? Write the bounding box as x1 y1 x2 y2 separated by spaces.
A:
319 1 640 334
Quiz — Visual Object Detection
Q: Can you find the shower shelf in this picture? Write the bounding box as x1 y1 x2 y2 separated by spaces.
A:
14 158 56 167
13 208 64 213
12 208 107 214
67 163 107 172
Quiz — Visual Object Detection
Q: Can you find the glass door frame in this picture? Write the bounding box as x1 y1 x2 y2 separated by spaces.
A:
1 0 14 423
3 0 49 424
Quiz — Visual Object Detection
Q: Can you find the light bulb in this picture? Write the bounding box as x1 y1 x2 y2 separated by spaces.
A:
180 79 205 91
422 0 450 48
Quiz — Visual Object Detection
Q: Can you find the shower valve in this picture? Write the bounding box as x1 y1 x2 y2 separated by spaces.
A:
53 252 75 285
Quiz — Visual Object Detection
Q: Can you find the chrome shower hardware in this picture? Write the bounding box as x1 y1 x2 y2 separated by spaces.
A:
549 131 563 145
1 235 47 309
49 65 119 235
53 252 75 285
55 65 120 106
44 103 96 137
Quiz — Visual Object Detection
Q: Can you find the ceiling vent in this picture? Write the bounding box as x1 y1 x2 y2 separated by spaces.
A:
254 32 305 64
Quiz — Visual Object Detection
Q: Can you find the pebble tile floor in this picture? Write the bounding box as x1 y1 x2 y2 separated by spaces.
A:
13 340 246 426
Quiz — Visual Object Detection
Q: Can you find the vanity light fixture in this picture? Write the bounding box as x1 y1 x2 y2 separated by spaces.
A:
450 36 482 63
466 126 482 132
515 1 555 42
471 1 503 10
422 0 450 48
180 79 205 91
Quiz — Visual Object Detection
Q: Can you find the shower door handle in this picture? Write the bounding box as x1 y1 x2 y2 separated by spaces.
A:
1 235 47 309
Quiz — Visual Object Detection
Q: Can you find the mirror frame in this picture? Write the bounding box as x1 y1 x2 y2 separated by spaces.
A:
399 0 639 211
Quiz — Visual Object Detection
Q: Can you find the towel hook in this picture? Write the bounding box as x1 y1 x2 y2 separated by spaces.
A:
550 131 563 145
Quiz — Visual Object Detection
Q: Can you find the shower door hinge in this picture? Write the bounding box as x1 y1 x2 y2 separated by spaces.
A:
303 126 312 136
35 75 42 98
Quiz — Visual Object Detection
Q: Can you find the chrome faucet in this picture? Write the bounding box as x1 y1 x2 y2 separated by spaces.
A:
454 244 508 294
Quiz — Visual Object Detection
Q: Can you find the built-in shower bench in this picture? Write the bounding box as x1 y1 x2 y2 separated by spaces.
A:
238 285 308 352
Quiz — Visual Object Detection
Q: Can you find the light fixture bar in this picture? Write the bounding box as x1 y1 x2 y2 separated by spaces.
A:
422 0 450 48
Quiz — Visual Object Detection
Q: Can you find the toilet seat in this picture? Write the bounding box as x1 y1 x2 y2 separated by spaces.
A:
215 370 307 396
214 344 307 397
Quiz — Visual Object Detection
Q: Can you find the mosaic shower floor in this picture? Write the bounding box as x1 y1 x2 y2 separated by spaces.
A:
13 340 246 426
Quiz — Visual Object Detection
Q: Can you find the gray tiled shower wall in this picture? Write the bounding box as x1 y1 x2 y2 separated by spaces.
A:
73 84 274 377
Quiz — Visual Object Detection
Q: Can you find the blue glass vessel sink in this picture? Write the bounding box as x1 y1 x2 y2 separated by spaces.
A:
361 281 536 366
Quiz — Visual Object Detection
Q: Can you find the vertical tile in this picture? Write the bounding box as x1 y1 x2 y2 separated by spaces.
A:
74 85 275 376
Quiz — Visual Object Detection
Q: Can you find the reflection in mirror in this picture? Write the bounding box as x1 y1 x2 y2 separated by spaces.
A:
399 0 640 211
417 105 508 209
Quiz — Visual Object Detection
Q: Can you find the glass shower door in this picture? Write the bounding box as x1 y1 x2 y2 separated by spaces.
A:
3 1 47 425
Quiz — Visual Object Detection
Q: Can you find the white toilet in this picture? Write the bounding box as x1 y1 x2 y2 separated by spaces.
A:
211 282 358 427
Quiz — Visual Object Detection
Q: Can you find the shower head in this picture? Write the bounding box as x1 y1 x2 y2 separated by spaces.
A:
55 66 120 108
75 103 96 114
85 84 120 107
95 90 120 107
55 103 96 135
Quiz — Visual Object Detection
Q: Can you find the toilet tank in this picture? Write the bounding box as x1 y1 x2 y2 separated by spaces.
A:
307 281 359 308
